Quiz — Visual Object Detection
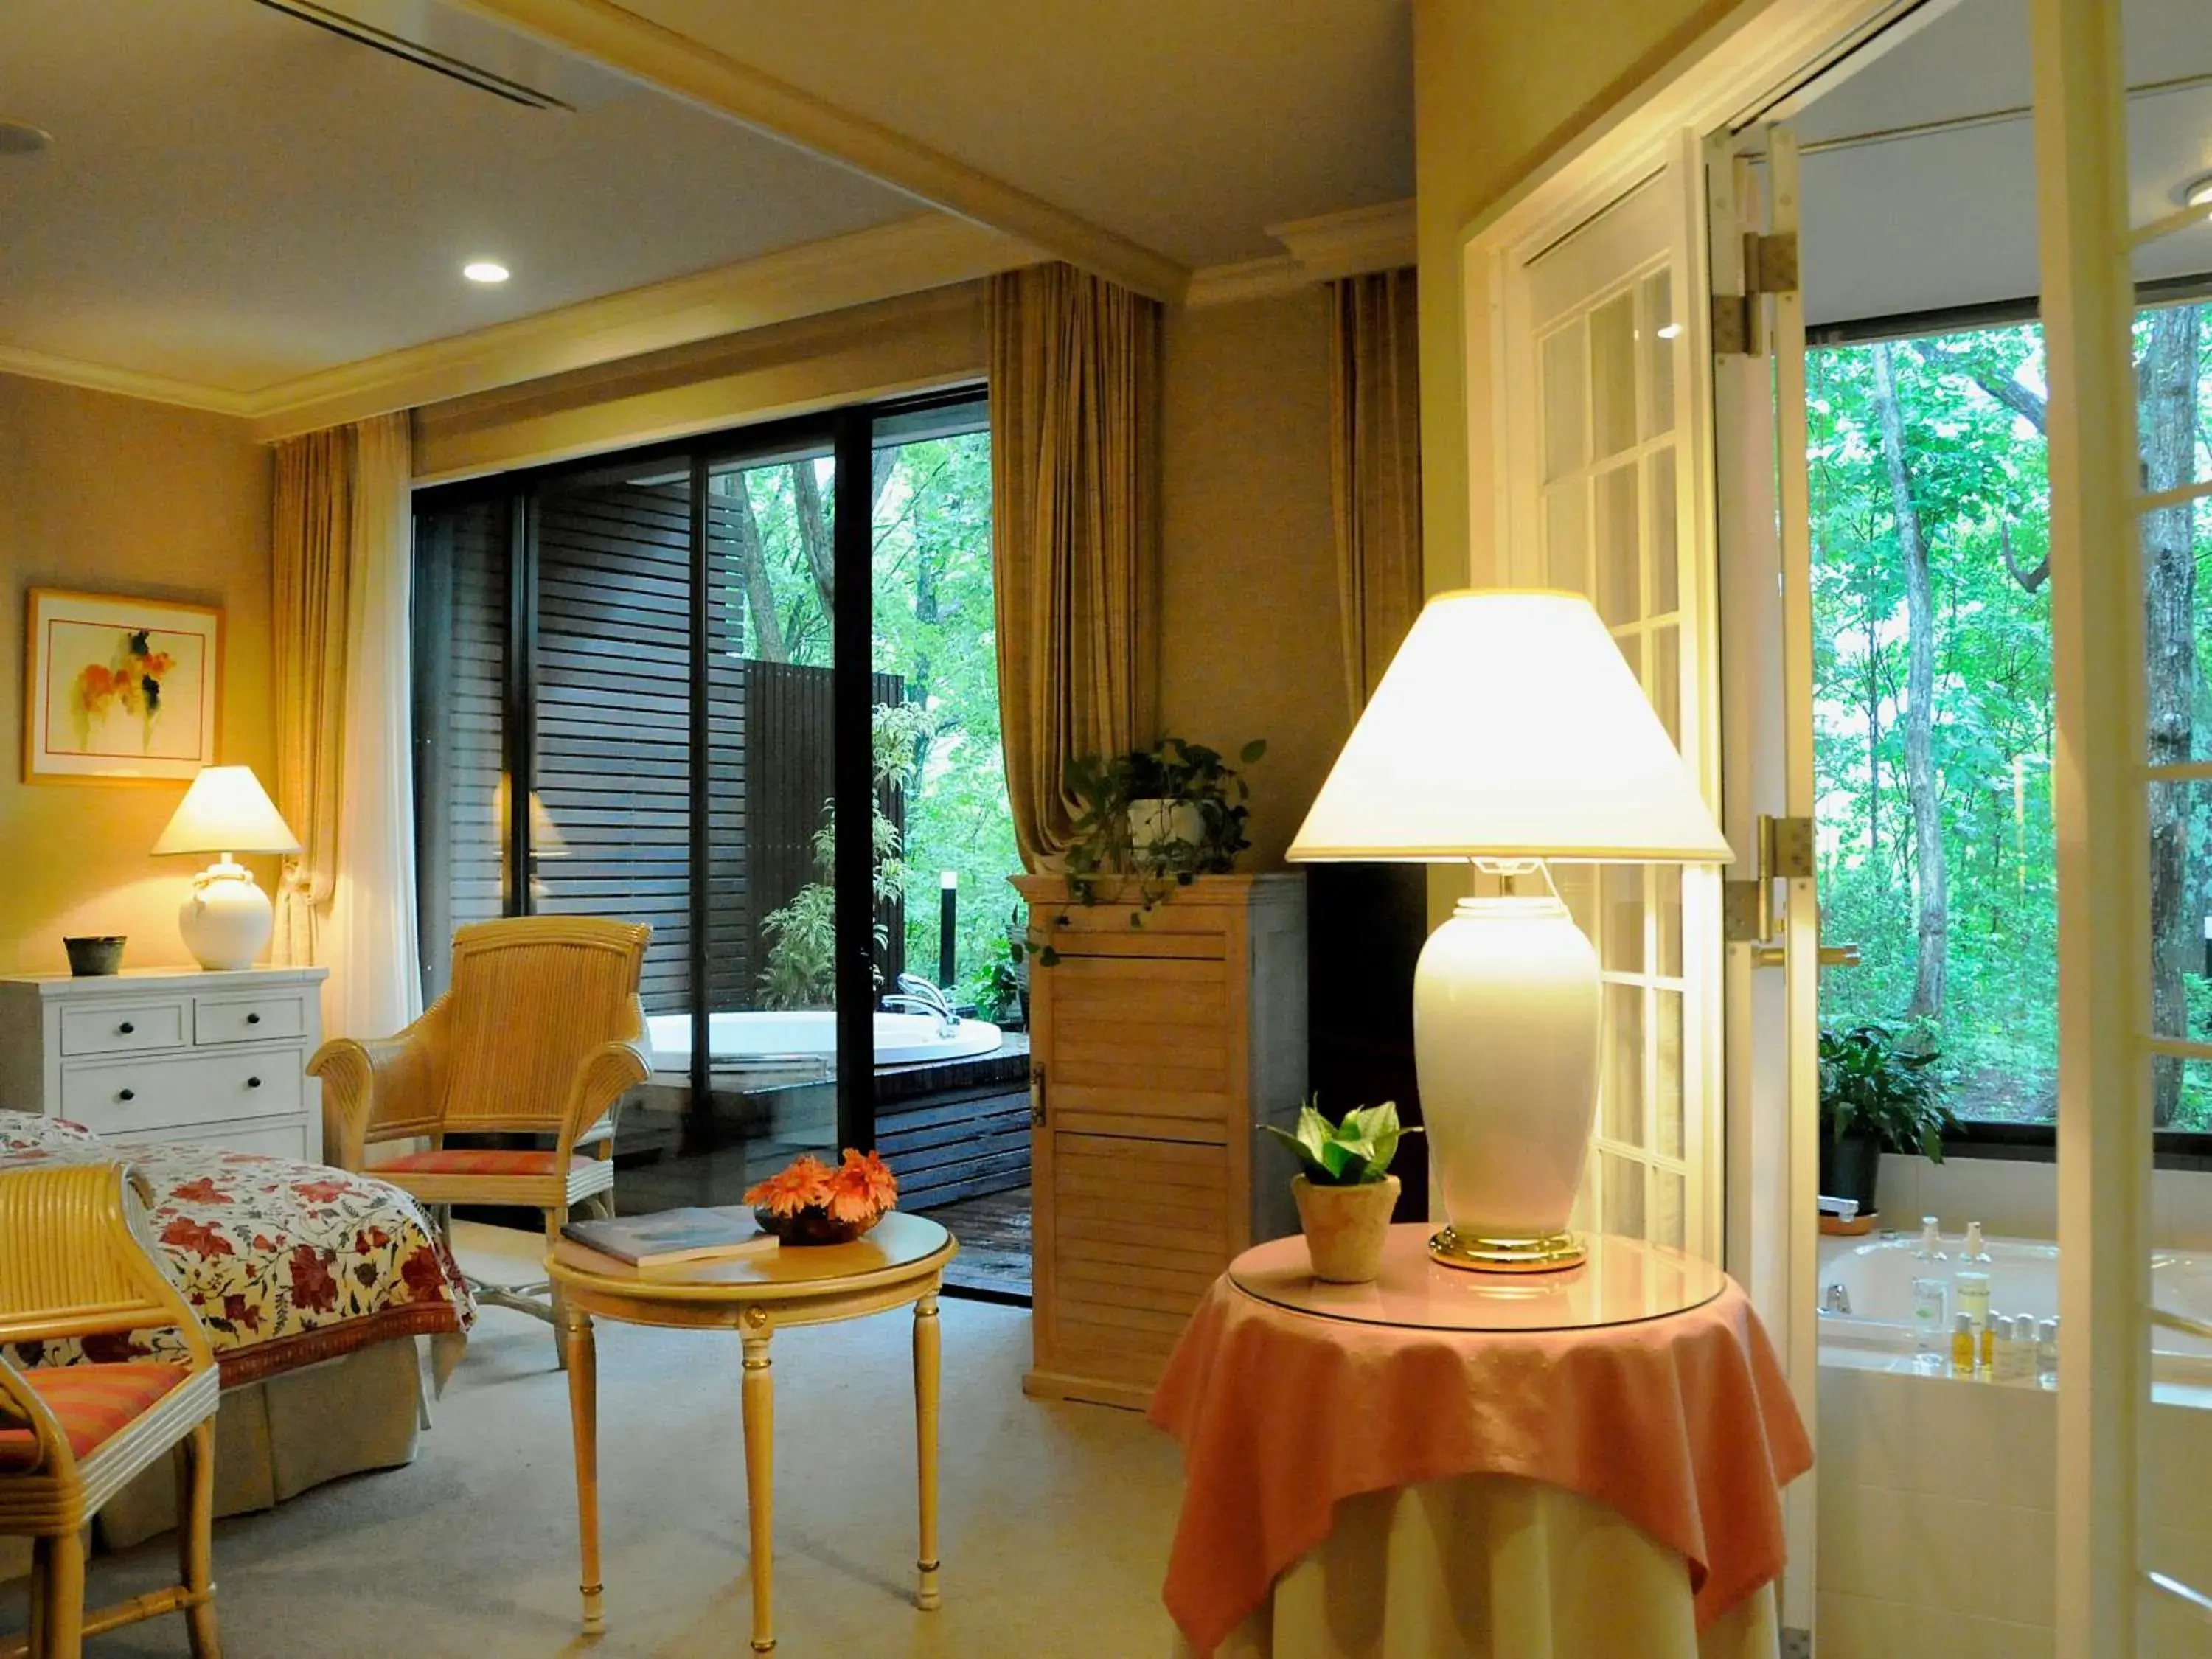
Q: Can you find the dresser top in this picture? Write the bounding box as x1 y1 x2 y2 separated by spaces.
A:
1 965 329 999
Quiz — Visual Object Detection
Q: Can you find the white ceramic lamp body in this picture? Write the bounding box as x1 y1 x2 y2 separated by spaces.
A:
1415 895 1600 1252
152 766 302 973
178 860 276 973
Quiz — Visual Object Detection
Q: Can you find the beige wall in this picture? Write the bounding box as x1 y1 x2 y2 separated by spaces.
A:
0 374 274 975
1160 289 1346 868
1413 0 1736 591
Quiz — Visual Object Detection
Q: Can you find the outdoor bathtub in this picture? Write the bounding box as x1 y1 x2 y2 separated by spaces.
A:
644 1009 1004 1074
1818 1231 2212 1387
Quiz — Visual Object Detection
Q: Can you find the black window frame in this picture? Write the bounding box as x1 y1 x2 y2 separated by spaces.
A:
409 382 989 1155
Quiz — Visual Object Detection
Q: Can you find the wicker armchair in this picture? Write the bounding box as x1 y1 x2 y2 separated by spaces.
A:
308 917 652 1358
0 1163 223 1659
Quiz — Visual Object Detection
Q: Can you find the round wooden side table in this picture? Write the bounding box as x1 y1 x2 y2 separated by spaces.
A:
546 1211 958 1654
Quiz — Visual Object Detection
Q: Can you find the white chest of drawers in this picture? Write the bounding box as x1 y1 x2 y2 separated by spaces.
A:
0 966 329 1162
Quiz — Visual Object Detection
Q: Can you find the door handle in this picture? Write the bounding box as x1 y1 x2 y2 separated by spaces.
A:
1752 942 1862 970
1029 1062 1048 1128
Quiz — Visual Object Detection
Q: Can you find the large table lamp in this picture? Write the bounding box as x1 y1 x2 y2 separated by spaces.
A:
1287 590 1731 1272
151 765 302 971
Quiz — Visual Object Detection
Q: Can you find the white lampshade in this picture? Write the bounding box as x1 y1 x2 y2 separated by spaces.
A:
1288 589 1731 865
151 765 301 857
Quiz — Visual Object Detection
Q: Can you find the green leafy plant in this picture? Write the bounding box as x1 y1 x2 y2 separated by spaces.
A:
1034 736 1266 966
1818 1023 1956 1161
759 703 933 1009
1261 1098 1422 1187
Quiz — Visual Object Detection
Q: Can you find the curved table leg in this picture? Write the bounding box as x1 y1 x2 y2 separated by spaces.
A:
563 1306 604 1636
914 1287 942 1611
742 1309 776 1653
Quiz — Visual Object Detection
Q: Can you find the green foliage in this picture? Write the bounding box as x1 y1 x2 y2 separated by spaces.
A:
1261 1098 1421 1187
1818 1024 1955 1162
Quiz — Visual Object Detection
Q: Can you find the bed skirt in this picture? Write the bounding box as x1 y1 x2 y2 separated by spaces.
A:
0 1336 424 1576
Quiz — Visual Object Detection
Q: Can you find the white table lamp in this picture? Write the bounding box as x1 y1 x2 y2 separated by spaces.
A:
1288 590 1731 1272
151 765 302 971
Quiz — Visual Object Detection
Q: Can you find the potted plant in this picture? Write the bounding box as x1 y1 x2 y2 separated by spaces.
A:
1034 736 1266 966
1818 1023 1954 1217
1262 1099 1421 1284
744 1148 900 1245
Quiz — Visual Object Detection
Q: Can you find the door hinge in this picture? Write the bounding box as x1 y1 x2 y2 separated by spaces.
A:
1029 1062 1048 1127
1711 231 1800 356
1722 813 1815 945
1765 813 1814 880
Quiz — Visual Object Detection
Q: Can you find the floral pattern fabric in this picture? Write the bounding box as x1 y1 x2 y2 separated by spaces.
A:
1 1115 473 1385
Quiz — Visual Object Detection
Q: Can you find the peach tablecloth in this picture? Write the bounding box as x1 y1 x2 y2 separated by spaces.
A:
1148 1234 1811 1659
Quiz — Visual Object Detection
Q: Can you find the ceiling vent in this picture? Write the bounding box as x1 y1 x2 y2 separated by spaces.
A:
251 0 574 111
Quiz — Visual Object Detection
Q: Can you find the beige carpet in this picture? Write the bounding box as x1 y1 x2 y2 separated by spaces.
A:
3 1225 1188 1658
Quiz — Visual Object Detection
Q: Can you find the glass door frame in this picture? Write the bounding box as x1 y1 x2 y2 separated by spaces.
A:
411 383 988 1157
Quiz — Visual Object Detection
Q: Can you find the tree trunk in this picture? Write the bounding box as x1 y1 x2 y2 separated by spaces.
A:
2143 304 2201 1124
726 481 787 663
789 461 837 622
1870 342 1947 1023
1866 599 1881 862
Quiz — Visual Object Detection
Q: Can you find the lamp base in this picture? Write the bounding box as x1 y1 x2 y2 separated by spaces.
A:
178 858 274 972
1428 1225 1585 1273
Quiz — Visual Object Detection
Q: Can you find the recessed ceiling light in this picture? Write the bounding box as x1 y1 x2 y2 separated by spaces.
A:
1656 322 1684 340
0 119 52 158
2177 172 2212 212
462 260 509 285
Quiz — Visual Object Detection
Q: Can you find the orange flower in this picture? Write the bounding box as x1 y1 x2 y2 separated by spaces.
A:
824 1149 898 1224
744 1155 832 1217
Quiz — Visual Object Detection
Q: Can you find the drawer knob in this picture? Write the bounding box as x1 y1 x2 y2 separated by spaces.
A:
118 1021 135 1035
246 1012 261 1026
119 1088 136 1102
246 1076 262 1090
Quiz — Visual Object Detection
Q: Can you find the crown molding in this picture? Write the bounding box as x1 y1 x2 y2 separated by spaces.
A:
452 0 1189 303
1265 198 1416 282
248 212 1040 440
0 345 257 418
1183 198 1416 307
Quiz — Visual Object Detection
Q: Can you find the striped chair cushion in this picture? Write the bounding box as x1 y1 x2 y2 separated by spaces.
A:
369 1149 596 1178
0 1362 187 1471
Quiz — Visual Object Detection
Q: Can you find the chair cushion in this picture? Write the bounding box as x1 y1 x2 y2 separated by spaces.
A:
0 1362 187 1471
370 1149 597 1178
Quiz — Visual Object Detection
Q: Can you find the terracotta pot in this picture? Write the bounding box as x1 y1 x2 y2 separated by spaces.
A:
1292 1174 1400 1284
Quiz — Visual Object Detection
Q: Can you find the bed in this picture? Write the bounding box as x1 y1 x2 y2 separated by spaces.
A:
0 1113 475 1557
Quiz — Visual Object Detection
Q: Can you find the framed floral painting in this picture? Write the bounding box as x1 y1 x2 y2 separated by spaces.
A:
23 588 222 783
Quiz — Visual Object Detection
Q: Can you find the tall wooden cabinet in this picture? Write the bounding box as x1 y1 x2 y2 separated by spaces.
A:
1015 873 1307 1408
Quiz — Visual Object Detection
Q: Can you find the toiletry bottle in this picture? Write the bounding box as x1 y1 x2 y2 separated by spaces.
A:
2037 1317 2059 1388
1980 1310 1999 1372
1996 1315 2038 1385
1910 1217 1949 1351
1955 1222 1993 1332
1950 1312 1977 1377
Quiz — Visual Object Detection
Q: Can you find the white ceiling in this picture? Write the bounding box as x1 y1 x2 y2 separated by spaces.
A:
1794 0 2212 328
616 0 1416 270
0 0 922 392
0 0 1414 403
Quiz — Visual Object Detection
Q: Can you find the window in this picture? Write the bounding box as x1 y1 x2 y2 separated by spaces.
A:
412 390 1020 1212
1809 296 2208 1131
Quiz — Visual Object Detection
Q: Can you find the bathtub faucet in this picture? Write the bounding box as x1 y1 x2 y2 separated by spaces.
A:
886 974 960 1038
1820 1283 1853 1316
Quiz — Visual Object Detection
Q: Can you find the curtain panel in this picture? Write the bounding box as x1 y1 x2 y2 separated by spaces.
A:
988 262 1163 867
1329 268 1424 717
271 413 421 1035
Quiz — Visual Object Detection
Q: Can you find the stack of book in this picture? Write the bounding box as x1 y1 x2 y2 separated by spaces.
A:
560 1206 779 1275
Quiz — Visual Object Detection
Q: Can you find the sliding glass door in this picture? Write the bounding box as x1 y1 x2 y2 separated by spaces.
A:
411 390 1020 1234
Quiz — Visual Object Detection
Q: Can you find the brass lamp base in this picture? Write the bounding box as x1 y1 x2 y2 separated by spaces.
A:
1428 1226 1585 1273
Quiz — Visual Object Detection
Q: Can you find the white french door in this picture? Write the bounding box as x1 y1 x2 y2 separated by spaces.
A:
1495 142 1726 1267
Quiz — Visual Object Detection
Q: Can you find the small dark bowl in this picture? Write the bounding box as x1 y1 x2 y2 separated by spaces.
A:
753 1206 881 1246
63 936 126 976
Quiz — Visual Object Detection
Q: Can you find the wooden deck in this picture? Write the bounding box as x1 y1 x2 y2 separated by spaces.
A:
917 1184 1032 1300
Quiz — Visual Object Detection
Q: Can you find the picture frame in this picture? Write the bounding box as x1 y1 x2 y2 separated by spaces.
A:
23 588 223 785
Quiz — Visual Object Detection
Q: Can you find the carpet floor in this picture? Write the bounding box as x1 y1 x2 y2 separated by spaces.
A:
3 1226 1186 1658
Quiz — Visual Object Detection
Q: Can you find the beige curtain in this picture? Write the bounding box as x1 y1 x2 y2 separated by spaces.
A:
1329 268 1424 716
989 262 1163 867
272 414 421 1034
272 428 353 970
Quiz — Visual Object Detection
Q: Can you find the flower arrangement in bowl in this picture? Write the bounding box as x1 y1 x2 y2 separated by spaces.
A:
744 1149 900 1245
1262 1099 1421 1284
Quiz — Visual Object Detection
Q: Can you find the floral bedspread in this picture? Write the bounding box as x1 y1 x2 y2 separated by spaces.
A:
1 1115 473 1387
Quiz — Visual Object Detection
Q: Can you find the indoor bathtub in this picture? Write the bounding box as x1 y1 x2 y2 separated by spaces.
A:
644 1008 1004 1074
